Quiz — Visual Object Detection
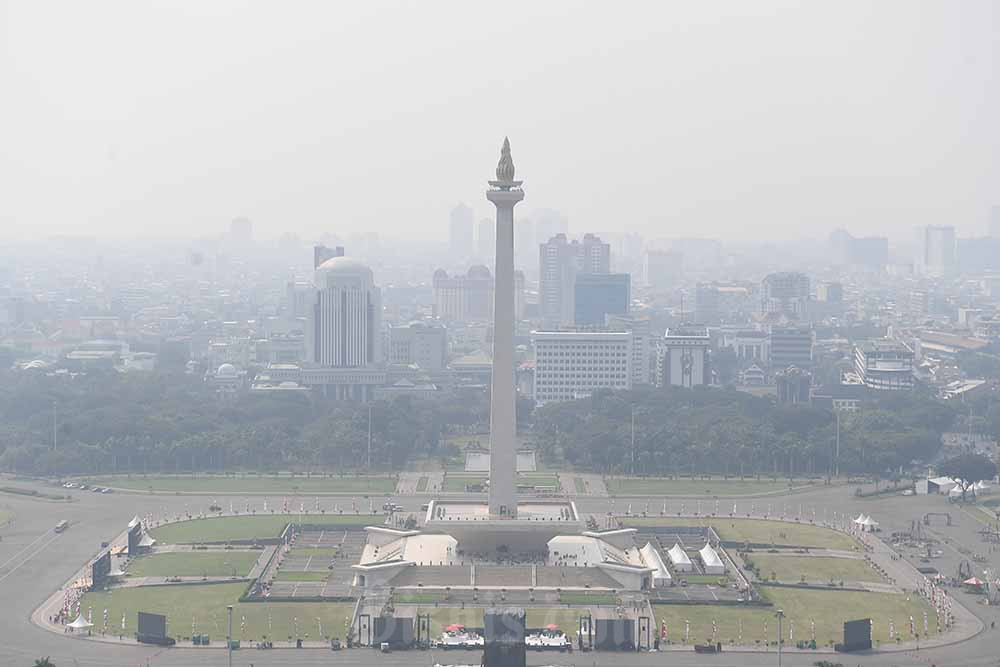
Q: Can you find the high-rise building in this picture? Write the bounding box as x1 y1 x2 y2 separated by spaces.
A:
574 273 630 326
761 272 810 320
656 326 711 387
431 266 494 322
477 218 495 263
539 233 611 326
606 313 655 386
644 250 682 290
919 225 956 276
768 326 813 371
449 203 475 258
387 322 447 371
302 256 384 400
694 284 721 325
854 339 914 391
532 330 633 404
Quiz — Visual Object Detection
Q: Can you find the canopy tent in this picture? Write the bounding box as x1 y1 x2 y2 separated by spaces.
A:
963 577 984 587
698 543 726 575
948 486 967 499
138 534 156 548
640 542 672 588
68 615 93 630
859 516 879 532
666 543 693 572
974 480 992 492
853 514 869 524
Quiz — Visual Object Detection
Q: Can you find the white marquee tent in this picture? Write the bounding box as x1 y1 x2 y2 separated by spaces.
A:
698 543 726 575
666 543 693 572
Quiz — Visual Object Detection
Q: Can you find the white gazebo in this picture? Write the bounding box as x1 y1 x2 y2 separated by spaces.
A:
666 543 693 572
698 543 726 575
68 614 93 632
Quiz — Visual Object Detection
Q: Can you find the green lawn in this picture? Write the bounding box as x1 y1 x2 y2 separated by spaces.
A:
606 477 821 497
428 608 583 635
274 571 330 582
151 514 382 544
747 554 880 584
0 510 13 526
624 517 857 551
127 551 261 578
573 478 587 494
83 474 397 494
79 582 355 642
654 587 936 646
416 476 428 492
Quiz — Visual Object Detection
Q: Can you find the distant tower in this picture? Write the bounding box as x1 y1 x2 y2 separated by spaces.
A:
486 138 524 518
450 203 475 258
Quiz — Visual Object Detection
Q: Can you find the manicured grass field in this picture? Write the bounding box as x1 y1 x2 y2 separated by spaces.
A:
127 551 261 577
428 608 583 635
274 571 330 582
624 517 857 551
79 582 355 642
416 476 428 492
151 514 382 544
747 554 880 584
573 478 587 494
83 474 397 494
606 477 821 497
653 587 935 646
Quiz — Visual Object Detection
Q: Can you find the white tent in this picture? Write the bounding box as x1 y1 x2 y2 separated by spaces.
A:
853 514 868 524
666 543 693 572
974 480 992 492
138 534 156 548
948 485 966 499
859 516 879 532
698 543 726 575
68 614 93 630
640 542 672 588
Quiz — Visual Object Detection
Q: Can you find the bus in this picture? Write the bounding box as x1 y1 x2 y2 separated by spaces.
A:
54 520 69 533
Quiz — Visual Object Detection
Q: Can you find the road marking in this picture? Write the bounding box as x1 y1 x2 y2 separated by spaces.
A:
0 531 62 585
0 529 56 572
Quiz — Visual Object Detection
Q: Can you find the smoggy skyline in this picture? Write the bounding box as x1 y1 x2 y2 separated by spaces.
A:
2 1 997 242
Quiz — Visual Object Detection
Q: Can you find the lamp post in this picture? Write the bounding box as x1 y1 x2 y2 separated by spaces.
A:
227 604 233 667
775 608 784 667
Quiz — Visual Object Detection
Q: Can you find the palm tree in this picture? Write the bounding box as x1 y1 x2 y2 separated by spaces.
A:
33 657 55 667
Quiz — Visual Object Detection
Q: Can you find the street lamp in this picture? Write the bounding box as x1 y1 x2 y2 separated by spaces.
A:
775 609 784 667
227 605 233 667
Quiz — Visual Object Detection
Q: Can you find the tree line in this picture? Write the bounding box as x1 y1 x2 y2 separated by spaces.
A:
532 386 958 476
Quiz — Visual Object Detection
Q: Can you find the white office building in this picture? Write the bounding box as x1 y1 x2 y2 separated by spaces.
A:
532 330 633 404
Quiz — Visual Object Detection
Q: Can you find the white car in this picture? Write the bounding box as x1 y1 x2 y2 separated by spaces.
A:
901 490 914 496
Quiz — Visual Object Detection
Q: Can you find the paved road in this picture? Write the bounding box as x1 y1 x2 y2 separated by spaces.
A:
3 479 1000 666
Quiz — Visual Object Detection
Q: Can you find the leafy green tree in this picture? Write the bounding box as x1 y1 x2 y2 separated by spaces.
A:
938 453 998 501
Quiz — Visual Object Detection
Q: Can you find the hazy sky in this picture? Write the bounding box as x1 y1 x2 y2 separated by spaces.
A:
1 1 997 242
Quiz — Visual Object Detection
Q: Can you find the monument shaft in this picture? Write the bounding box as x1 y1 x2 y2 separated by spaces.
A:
487 138 524 517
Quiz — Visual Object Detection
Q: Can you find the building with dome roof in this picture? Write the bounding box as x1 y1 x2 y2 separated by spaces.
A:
432 265 494 322
294 255 385 400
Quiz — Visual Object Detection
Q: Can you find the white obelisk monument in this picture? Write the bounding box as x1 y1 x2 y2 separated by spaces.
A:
486 137 524 517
